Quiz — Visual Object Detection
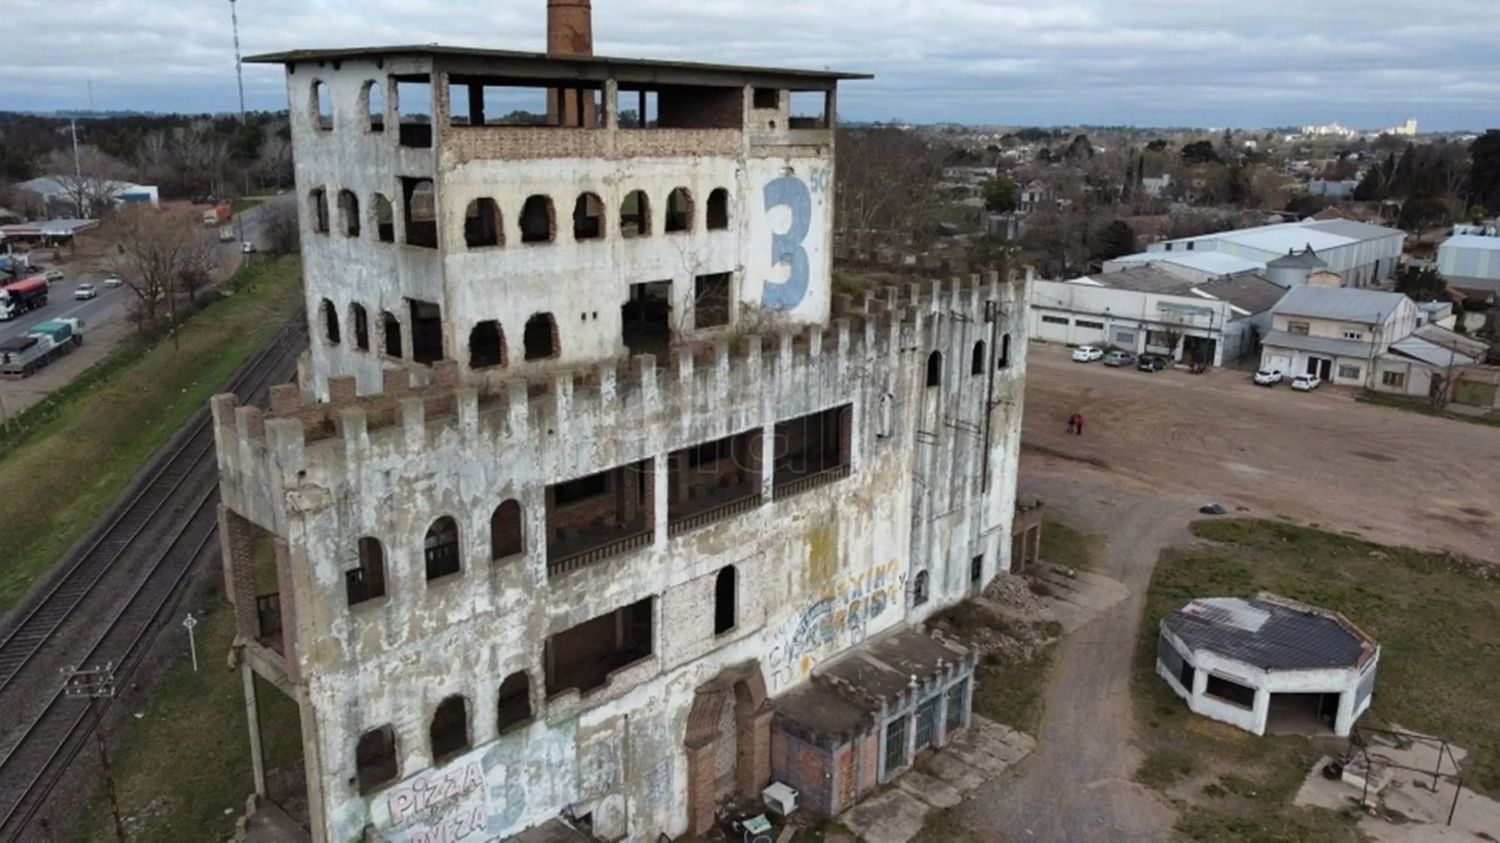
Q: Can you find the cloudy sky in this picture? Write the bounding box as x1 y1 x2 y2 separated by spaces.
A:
2 0 1495 130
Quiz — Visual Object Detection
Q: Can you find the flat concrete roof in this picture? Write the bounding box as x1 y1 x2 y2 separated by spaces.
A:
246 45 871 88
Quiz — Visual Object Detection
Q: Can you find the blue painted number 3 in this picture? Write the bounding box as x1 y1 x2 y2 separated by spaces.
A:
761 175 812 311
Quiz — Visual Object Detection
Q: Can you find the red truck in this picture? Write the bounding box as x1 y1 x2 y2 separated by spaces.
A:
202 201 233 227
0 276 48 321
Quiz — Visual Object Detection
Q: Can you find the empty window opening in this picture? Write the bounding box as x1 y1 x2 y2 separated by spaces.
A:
573 192 604 240
381 310 402 358
523 312 559 361
491 499 524 559
694 272 731 329
355 726 398 793
1204 675 1256 710
311 80 332 130
321 298 341 345
620 190 651 238
926 350 943 387
789 90 831 129
429 695 470 763
338 189 360 237
520 195 556 243
752 88 780 110
997 334 1011 369
546 460 654 575
668 430 761 533
883 716 908 775
616 89 658 128
772 404 853 496
665 188 694 233
622 280 671 356
714 566 737 635
1267 692 1340 734
970 554 983 584
544 597 654 697
351 304 370 351
373 193 395 242
408 299 444 365
309 187 329 234
971 340 986 375
462 198 502 248
401 177 437 248
468 320 505 369
706 188 730 230
395 75 433 147
346 537 387 606
446 76 603 127
497 672 532 732
913 570 930 605
362 80 384 131
424 516 461 581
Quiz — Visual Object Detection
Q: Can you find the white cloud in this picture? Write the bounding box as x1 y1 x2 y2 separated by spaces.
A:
0 0 1493 129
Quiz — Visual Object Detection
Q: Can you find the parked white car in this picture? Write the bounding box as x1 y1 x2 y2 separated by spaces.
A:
73 282 98 300
1071 345 1104 363
1289 373 1322 391
1253 368 1284 386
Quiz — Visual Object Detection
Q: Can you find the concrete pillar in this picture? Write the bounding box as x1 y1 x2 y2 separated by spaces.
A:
1252 687 1271 736
651 452 668 548
1334 690 1356 737
242 665 268 796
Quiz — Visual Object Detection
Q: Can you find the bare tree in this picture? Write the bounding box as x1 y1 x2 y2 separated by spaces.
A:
261 199 301 257
39 147 130 217
95 206 217 334
835 127 945 247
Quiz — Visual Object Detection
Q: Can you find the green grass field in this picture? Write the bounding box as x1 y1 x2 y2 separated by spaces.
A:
1133 519 1500 841
0 257 302 612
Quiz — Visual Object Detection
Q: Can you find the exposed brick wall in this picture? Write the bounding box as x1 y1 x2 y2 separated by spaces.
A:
770 725 834 817
219 506 258 641
737 706 773 797
660 86 743 130
545 461 652 545
686 741 717 836
443 127 740 163
273 538 302 683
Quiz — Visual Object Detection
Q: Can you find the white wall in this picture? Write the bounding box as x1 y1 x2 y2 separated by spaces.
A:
1029 279 1245 364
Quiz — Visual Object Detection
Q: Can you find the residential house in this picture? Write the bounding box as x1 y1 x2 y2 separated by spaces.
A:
1260 286 1416 386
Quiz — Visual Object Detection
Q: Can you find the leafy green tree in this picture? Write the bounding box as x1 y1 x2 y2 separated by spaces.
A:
1394 266 1446 301
983 174 1018 212
1093 219 1137 261
1471 130 1500 213
1181 140 1220 165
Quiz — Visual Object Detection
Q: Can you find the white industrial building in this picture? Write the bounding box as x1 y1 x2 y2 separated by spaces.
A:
1146 219 1404 288
1030 265 1285 366
1102 251 1265 285
1436 232 1500 303
1157 594 1379 737
1260 286 1417 386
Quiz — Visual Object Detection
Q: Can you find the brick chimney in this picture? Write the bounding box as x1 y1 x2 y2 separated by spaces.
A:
547 0 595 126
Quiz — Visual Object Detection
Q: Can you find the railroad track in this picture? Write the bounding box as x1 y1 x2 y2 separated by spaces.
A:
0 326 299 842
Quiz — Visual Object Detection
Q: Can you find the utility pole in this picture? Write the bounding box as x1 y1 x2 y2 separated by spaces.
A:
228 0 250 260
63 663 125 843
69 119 84 218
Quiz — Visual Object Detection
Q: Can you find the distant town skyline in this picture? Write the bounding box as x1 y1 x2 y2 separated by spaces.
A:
1 0 1494 132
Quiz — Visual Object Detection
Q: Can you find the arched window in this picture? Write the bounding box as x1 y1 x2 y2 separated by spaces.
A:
355 725 398 792
665 187 693 232
926 350 943 388
347 537 386 605
913 570 930 606
714 566 737 635
468 320 505 369
573 192 604 240
523 313 558 361
381 310 402 358
338 189 360 237
971 340 986 375
430 695 470 763
321 298 341 344
497 672 532 732
362 80 384 132
620 190 650 238
372 193 395 243
490 499 523 559
997 333 1011 369
706 188 730 230
350 303 370 351
309 188 329 234
424 516 460 580
311 80 332 130
464 198 501 248
519 196 555 243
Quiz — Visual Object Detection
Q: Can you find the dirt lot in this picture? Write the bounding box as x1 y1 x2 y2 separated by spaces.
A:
1022 344 1500 564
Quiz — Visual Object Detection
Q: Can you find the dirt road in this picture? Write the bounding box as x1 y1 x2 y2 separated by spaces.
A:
963 343 1500 841
1021 345 1500 564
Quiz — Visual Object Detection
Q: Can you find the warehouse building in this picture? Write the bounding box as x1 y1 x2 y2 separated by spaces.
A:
1437 232 1500 303
1145 219 1404 288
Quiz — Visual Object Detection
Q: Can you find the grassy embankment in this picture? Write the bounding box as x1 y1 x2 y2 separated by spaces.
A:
1134 519 1500 842
0 256 302 612
1356 388 1500 428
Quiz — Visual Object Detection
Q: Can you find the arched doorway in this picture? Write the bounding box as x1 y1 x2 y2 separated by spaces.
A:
684 662 773 836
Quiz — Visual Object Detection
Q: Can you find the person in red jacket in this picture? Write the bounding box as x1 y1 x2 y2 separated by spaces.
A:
1074 412 1085 436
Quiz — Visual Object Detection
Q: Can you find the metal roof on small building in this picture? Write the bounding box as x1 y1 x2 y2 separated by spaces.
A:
1260 330 1372 359
1194 274 1288 315
1163 594 1376 671
1271 285 1407 324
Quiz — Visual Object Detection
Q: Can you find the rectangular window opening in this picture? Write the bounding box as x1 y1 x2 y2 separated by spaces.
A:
546 460 655 576
694 273 731 329
1338 364 1362 380
772 404 853 499
789 90 830 129
1287 320 1310 336
1382 370 1405 388
395 75 434 148
752 87 781 110
408 299 444 365
544 597 654 698
447 76 604 128
1204 674 1256 710
400 176 437 249
667 430 762 535
622 279 672 357
619 85 743 130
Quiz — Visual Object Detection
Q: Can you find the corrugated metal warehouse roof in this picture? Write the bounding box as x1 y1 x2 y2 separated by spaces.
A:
1271 285 1407 323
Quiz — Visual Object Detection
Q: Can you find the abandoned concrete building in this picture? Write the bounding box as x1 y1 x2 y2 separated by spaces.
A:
211 5 1030 841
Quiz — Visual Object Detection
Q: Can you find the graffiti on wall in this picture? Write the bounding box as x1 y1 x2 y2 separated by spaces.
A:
766 558 906 692
382 761 488 843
